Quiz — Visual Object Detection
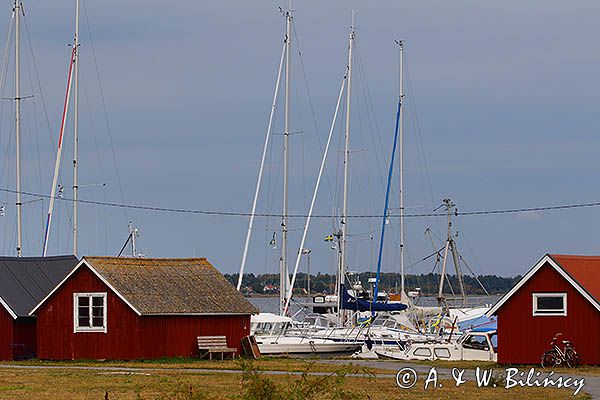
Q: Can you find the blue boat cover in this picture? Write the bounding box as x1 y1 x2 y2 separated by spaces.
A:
340 284 408 312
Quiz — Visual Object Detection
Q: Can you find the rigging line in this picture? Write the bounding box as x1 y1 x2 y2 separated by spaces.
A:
82 0 128 222
353 38 388 192
21 11 55 150
458 253 490 296
405 247 445 271
291 21 336 205
353 38 402 259
4 186 600 219
0 11 14 184
23 10 72 228
0 9 13 109
404 58 440 235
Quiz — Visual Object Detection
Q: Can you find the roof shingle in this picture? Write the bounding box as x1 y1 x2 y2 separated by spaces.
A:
83 257 258 315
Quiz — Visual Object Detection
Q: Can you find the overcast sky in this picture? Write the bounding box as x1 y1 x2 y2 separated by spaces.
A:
1 1 600 279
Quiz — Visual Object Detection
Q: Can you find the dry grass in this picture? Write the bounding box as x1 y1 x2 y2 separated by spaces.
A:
0 362 592 400
4 357 391 374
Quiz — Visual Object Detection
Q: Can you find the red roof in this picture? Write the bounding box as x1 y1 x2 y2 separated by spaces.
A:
550 254 600 303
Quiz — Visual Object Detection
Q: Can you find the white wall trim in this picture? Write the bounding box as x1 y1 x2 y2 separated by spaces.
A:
486 254 600 316
0 296 17 319
532 292 567 316
73 292 108 333
30 258 142 316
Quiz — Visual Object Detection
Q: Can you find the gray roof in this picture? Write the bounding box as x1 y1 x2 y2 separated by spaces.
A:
0 255 78 318
83 257 258 315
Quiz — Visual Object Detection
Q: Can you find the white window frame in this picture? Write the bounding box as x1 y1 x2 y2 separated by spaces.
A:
532 293 567 316
73 292 107 333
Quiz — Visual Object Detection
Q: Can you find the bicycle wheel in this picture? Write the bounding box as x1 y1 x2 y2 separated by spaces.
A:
541 349 559 368
565 348 580 368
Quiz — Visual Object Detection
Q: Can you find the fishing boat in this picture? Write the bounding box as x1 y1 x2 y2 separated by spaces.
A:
374 329 497 362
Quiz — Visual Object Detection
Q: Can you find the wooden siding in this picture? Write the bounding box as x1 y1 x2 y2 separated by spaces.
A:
497 262 600 364
0 305 13 360
36 266 250 360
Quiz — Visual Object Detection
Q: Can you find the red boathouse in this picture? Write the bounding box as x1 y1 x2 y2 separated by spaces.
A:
0 256 78 360
32 257 257 360
487 254 600 365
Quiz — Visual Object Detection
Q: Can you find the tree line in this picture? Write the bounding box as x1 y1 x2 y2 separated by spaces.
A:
225 272 521 296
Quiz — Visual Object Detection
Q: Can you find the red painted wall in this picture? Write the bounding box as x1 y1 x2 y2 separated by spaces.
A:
0 306 13 360
497 263 600 364
36 266 251 360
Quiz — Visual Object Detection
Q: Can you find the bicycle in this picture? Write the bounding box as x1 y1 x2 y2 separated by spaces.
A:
541 333 580 368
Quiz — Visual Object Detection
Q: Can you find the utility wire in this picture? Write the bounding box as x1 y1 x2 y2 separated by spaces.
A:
1 187 600 220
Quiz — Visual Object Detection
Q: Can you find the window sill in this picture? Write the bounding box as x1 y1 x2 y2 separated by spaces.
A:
74 328 107 333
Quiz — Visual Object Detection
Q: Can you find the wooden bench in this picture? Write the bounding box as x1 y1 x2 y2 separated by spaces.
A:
197 336 236 360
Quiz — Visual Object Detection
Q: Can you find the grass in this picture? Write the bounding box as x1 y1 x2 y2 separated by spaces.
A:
0 358 593 399
4 357 392 374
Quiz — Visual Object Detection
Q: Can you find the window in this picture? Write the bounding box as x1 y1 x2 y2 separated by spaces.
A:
462 335 490 351
532 293 567 316
434 348 451 359
74 293 107 333
413 347 432 357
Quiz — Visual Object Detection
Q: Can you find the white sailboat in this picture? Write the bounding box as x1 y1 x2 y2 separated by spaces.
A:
238 6 361 355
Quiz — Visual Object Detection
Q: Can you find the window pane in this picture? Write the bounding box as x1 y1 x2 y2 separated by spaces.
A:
537 296 563 311
463 336 489 351
92 296 104 307
92 316 104 327
414 348 431 357
78 316 90 327
78 296 89 307
78 306 88 319
434 348 451 358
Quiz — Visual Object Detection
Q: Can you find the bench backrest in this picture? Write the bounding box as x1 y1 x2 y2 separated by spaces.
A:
197 336 229 348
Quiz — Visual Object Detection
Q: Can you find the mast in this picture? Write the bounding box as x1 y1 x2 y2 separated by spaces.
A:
436 198 467 307
42 45 76 256
279 5 292 315
14 0 21 257
73 0 80 256
338 13 354 324
398 40 405 294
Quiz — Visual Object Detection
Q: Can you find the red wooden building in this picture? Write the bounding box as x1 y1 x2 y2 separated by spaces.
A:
0 256 77 360
32 256 257 360
487 254 600 365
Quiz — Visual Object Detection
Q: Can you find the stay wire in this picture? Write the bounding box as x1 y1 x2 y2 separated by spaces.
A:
82 0 128 223
2 187 600 220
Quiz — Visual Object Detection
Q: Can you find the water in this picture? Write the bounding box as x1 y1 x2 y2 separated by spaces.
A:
248 295 501 314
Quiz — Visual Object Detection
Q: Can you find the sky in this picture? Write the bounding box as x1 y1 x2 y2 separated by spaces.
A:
1 1 600 279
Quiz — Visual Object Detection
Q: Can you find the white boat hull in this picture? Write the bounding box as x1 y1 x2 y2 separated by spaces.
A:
255 336 361 355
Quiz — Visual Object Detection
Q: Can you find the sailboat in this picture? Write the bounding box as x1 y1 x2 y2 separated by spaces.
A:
239 6 361 355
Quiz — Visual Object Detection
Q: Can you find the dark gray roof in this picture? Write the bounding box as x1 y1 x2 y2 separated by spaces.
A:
0 255 78 318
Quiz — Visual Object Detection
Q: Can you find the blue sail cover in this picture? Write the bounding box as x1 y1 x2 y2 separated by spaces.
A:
340 284 408 312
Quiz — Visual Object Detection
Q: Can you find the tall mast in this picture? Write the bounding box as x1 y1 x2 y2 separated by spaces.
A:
73 0 80 256
14 0 21 257
279 4 292 315
335 13 354 325
339 14 354 299
398 40 405 294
